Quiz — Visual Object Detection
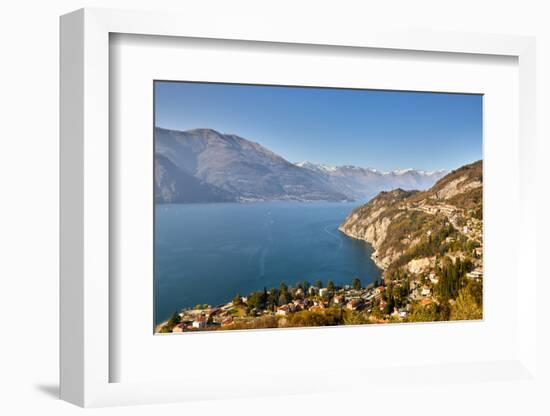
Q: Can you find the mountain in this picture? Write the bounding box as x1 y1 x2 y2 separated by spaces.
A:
155 154 234 203
155 127 448 204
155 127 348 203
296 161 447 200
338 160 483 274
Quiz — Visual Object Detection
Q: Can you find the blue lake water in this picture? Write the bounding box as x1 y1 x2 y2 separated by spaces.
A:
154 201 381 324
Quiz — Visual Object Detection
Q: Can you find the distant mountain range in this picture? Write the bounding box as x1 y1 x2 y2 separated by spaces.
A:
295 161 447 200
155 127 448 203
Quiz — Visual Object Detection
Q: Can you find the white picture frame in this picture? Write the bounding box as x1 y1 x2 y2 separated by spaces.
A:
60 7 538 408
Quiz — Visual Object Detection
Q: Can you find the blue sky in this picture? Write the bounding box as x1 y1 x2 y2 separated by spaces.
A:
155 81 482 171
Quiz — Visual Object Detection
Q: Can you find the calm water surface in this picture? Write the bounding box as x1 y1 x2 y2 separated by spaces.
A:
154 201 381 324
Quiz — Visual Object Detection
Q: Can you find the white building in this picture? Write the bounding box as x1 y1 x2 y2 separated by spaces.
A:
192 316 207 328
276 305 290 316
428 273 439 284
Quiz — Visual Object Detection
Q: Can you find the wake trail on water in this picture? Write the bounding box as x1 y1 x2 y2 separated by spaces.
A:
323 224 343 251
258 247 267 279
256 216 274 280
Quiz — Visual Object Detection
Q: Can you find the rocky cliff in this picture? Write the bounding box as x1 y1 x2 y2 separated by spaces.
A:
338 160 483 275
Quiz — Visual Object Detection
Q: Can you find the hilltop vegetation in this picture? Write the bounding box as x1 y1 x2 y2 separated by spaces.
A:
338 160 483 322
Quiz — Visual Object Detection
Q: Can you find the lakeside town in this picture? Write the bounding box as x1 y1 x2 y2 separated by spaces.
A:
156 250 483 333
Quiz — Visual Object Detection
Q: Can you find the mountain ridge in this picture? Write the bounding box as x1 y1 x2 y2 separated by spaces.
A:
295 160 447 177
295 160 448 200
338 160 483 274
155 127 453 204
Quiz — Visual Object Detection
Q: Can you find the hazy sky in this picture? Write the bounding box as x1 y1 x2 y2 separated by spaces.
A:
154 81 482 172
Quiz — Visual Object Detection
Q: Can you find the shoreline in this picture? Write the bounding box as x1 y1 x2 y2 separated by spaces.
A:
337 226 388 271
156 279 385 333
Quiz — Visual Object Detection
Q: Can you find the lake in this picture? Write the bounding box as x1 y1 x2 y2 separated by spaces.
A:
154 201 381 324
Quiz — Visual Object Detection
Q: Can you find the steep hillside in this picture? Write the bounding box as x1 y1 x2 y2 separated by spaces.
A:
339 160 483 274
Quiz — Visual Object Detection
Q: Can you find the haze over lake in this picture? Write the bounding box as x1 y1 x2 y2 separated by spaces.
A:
154 201 381 324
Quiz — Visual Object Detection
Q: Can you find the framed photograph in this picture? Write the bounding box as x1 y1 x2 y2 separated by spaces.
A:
60 8 538 408
152 81 483 334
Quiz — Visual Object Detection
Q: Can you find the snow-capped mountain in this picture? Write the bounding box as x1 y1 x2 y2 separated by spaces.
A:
154 127 448 203
295 161 447 200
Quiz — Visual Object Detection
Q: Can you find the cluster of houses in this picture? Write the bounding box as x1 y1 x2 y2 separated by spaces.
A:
164 240 484 333
460 213 483 245
398 278 431 303
468 245 484 281
171 313 207 332
275 289 367 316
275 299 308 315
166 283 403 332
410 201 483 246
466 267 483 281
170 305 237 332
414 202 456 217
275 284 394 317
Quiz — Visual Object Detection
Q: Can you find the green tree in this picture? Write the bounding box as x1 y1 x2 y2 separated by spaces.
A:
343 310 370 325
162 311 181 332
435 257 472 302
278 292 290 306
260 287 268 309
248 288 268 311
352 277 361 290
391 284 406 308
327 280 334 291
267 289 279 310
167 311 181 327
450 286 482 321
408 302 439 322
315 279 323 289
371 298 382 318
384 292 395 315
286 308 343 327
278 282 291 305
232 292 242 306
438 301 451 321
321 289 333 302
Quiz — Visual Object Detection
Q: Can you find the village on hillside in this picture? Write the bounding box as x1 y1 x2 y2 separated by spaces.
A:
157 248 483 333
